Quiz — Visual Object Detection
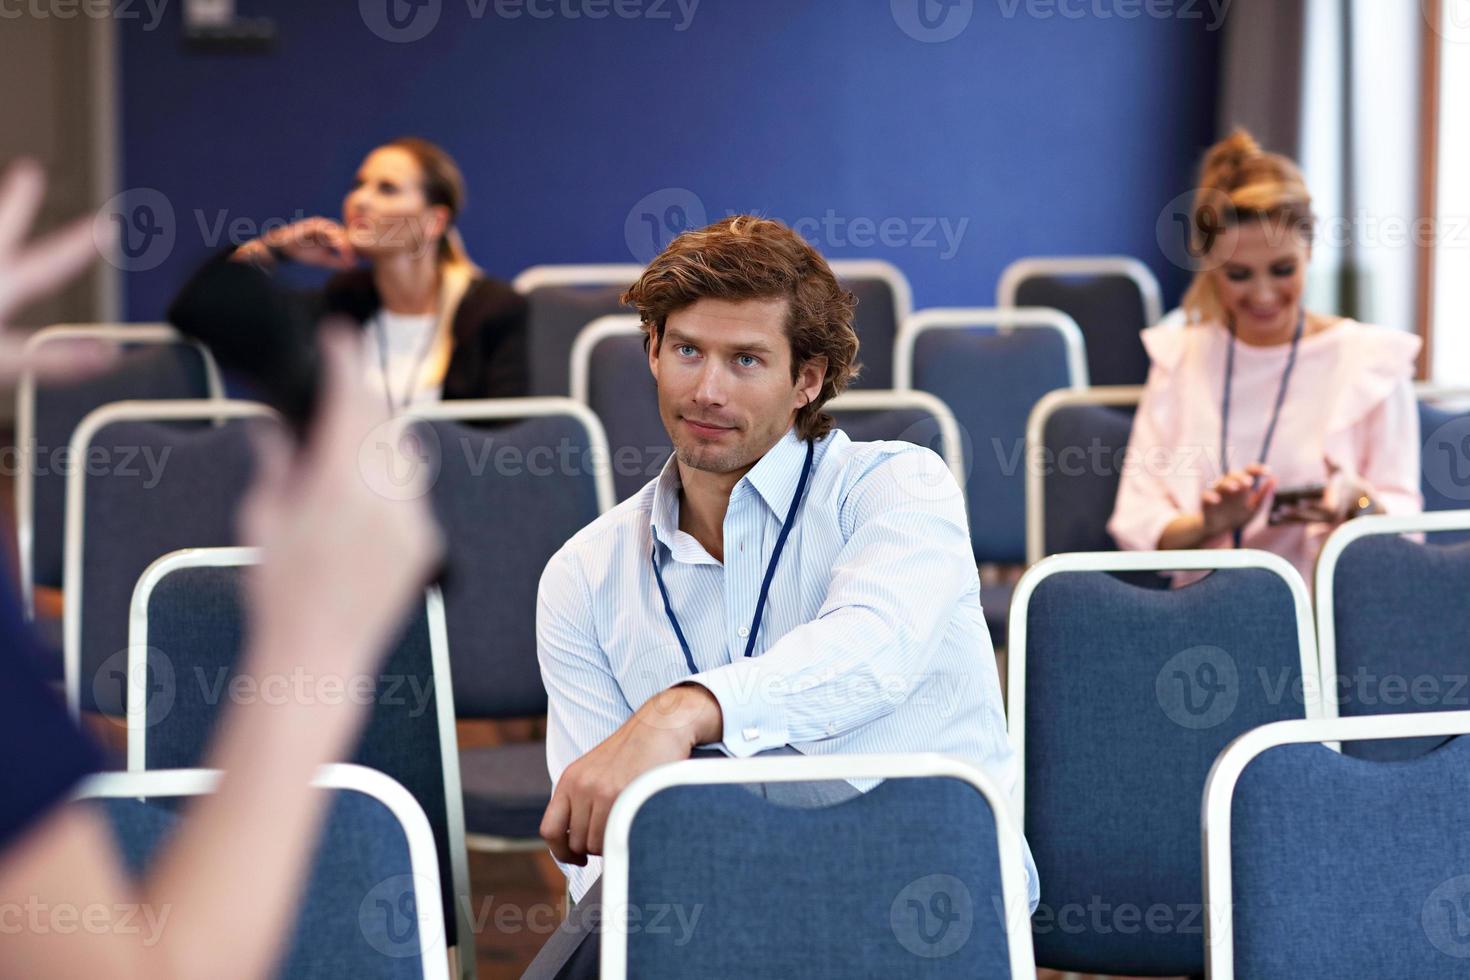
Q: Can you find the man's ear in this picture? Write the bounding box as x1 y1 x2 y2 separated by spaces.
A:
796 355 827 408
647 330 660 382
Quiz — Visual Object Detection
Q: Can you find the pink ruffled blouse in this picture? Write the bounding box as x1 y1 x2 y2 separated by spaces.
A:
1107 318 1422 582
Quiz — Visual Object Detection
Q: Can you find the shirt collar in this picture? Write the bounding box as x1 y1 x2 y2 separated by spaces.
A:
649 426 809 550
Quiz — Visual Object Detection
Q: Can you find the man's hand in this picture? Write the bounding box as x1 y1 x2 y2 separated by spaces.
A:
540 684 722 865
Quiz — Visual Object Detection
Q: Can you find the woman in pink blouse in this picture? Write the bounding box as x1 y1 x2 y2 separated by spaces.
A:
1108 129 1422 582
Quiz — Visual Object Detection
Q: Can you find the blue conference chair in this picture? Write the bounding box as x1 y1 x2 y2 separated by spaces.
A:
78 764 449 980
127 547 476 980
1315 511 1470 761
570 316 670 501
1417 386 1470 544
998 256 1163 387
15 325 221 622
515 265 641 397
1009 550 1320 977
828 258 914 390
1023 385 1142 565
411 399 612 855
895 307 1087 567
63 400 276 718
600 753 1036 979
1204 711 1470 980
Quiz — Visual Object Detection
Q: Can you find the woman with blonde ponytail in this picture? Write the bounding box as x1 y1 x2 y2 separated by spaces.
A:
1108 128 1421 580
232 137 528 407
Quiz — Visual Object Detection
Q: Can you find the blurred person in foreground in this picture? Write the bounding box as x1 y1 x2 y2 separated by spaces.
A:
0 159 444 980
1109 128 1421 582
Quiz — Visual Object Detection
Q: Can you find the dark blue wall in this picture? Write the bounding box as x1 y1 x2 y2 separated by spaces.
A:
118 0 1220 320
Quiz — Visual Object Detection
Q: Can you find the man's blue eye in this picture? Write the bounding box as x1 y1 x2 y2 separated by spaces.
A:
737 354 758 368
676 345 696 357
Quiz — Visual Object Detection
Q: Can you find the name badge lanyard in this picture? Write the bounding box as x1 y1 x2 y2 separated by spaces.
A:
652 438 815 676
1220 308 1305 549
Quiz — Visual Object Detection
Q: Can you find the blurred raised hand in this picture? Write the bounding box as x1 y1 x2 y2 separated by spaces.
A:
0 159 117 386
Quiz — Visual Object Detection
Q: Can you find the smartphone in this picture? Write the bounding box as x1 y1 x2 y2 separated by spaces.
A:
1268 483 1326 524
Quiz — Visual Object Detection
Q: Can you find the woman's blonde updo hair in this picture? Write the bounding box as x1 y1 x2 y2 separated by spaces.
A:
1181 128 1316 324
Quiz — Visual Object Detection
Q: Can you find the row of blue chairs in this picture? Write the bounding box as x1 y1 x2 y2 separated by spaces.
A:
109 526 1470 977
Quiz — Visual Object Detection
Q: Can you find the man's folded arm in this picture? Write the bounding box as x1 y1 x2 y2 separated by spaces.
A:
536 550 633 895
688 447 976 756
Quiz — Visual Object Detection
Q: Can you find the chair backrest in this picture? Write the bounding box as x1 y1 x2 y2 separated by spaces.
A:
828 259 914 390
570 316 669 502
1203 711 1470 980
824 389 967 499
1417 384 1470 543
896 307 1086 563
998 256 1163 387
1009 550 1320 976
1315 511 1470 760
127 548 475 977
16 325 223 617
406 399 612 717
63 400 276 717
513 264 642 396
1024 385 1142 565
77 764 449 980
600 753 1035 980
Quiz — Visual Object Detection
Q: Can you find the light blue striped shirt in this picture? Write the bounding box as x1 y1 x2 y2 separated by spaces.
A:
537 426 1037 904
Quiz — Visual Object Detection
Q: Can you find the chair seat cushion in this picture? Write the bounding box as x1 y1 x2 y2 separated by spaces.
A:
459 740 552 839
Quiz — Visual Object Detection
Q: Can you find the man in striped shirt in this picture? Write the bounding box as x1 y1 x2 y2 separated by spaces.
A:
526 216 1035 976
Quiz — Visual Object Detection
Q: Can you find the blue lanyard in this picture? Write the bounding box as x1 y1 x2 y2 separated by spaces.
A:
652 438 815 675
1220 309 1304 548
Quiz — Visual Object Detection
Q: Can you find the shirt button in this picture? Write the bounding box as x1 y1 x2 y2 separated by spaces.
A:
742 726 760 742
826 722 838 736
737 626 750 638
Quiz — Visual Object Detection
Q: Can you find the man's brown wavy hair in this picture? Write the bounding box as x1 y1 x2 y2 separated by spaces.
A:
622 215 860 441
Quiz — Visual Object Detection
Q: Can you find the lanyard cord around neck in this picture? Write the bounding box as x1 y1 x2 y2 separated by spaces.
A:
652 438 816 676
374 311 439 416
1220 308 1305 548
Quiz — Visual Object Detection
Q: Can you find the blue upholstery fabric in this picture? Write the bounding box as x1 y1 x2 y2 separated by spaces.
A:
457 741 551 839
424 415 603 718
524 284 629 396
139 565 462 947
100 786 429 978
1230 735 1470 979
1330 534 1470 760
583 332 671 502
1023 567 1308 975
841 275 898 390
31 343 213 590
910 323 1074 563
1039 402 1135 558
624 776 1014 978
1013 275 1149 386
77 417 264 716
1418 400 1470 545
